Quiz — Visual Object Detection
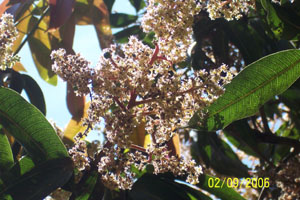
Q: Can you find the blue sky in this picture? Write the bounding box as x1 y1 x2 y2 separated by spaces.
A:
17 0 136 140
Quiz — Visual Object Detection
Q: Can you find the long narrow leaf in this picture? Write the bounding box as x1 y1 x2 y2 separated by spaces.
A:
0 87 68 162
0 126 14 174
190 49 300 131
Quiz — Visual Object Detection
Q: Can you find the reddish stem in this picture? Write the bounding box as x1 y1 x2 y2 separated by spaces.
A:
130 144 146 152
148 44 160 66
113 96 127 111
127 89 137 109
110 58 119 69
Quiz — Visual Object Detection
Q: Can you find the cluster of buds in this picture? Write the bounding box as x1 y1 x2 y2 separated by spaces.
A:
51 36 233 189
0 13 19 70
51 0 237 190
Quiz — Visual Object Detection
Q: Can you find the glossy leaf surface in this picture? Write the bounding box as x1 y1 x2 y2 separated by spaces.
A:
0 87 68 161
190 49 300 131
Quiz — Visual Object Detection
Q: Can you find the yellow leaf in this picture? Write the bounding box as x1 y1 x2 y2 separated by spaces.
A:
63 102 90 145
12 62 27 72
130 119 151 148
28 16 57 85
12 5 33 53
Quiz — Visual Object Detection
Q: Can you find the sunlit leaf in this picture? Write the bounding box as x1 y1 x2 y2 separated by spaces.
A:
190 49 300 131
130 119 151 148
0 87 68 161
12 62 27 72
64 102 90 145
28 16 57 85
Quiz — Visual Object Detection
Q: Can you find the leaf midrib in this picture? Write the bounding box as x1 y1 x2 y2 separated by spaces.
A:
209 57 300 117
0 96 47 158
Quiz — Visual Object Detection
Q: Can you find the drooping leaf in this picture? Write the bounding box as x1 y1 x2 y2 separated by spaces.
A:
49 0 75 30
129 0 146 12
189 49 300 131
22 74 46 115
0 126 14 174
109 13 138 28
0 87 68 161
28 16 57 85
197 174 246 200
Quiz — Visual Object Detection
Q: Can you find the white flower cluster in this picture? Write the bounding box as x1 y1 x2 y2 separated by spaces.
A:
0 13 19 70
205 0 256 20
51 0 236 190
142 0 201 63
50 49 92 95
141 0 256 63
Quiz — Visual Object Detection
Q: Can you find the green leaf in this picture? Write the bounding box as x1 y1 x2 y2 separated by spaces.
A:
196 131 249 177
0 157 73 200
22 74 46 115
129 0 146 12
0 87 68 162
197 175 246 200
0 126 14 174
189 49 300 131
109 13 138 28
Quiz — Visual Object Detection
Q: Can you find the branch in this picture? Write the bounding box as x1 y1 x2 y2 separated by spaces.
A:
259 106 272 135
14 7 50 56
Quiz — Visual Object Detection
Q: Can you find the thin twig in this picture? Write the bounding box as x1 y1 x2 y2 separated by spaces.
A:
259 106 272 135
14 7 50 56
